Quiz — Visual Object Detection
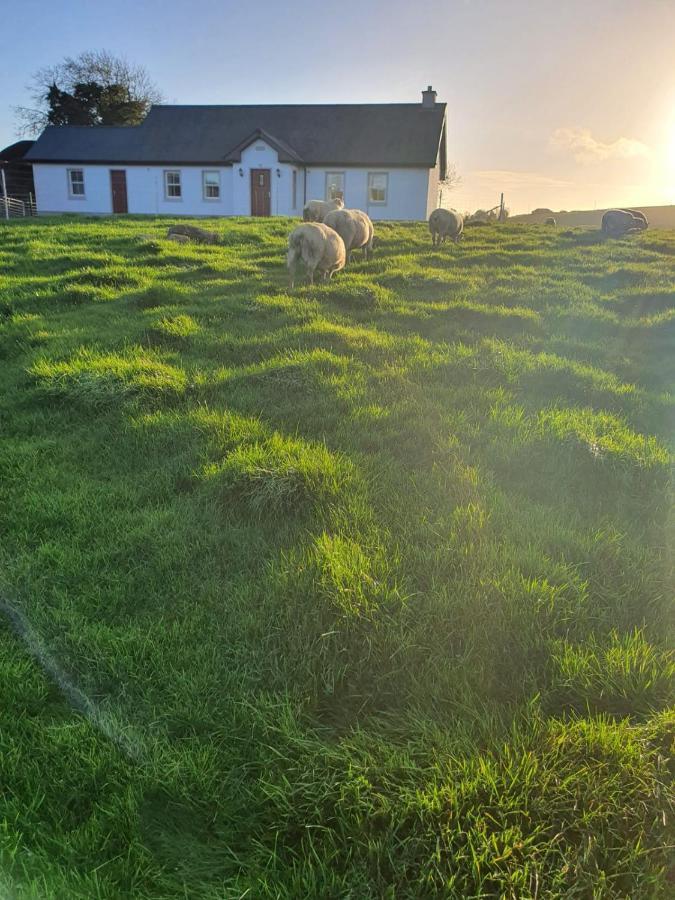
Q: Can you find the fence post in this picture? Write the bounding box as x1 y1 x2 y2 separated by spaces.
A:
30 192 35 215
1 169 8 220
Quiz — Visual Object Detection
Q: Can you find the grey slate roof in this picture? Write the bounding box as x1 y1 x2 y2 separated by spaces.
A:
25 103 447 170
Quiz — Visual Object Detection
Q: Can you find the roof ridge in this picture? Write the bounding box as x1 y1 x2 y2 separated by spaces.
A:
149 102 446 110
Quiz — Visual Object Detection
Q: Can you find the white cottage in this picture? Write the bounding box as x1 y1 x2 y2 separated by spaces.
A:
26 87 447 221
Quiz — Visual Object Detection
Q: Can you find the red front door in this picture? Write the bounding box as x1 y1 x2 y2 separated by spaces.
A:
250 169 271 216
110 170 128 214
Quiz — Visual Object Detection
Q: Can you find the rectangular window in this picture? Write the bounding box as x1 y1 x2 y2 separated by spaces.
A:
368 172 388 204
164 170 182 199
325 172 344 201
68 168 85 197
202 170 220 200
292 170 297 209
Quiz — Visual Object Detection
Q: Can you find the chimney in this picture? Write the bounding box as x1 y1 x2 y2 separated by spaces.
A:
422 85 437 108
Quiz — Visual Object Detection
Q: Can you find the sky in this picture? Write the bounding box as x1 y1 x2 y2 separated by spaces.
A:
1 0 674 214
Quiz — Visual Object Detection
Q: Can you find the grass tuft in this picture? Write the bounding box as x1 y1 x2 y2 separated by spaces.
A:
29 346 188 407
204 432 350 516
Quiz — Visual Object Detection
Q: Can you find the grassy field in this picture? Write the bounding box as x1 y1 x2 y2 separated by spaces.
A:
0 215 673 898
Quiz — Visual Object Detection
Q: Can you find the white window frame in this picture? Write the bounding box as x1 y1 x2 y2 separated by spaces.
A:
325 171 345 202
67 168 85 199
164 170 182 200
202 170 220 201
368 172 388 205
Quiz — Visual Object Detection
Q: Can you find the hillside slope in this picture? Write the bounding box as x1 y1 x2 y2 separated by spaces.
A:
0 217 673 898
511 204 675 229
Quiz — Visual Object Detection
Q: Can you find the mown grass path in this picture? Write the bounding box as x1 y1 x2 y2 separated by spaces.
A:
0 217 673 897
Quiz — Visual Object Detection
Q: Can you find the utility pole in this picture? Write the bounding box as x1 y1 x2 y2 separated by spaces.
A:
499 192 505 222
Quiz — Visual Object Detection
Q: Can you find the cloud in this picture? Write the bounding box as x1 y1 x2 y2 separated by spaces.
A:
550 127 651 164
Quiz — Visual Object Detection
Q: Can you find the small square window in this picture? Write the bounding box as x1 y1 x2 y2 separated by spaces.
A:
202 171 220 200
68 169 85 197
326 172 344 201
368 173 388 204
164 170 182 199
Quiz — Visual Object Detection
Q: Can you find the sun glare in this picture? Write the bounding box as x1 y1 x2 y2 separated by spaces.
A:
665 117 675 188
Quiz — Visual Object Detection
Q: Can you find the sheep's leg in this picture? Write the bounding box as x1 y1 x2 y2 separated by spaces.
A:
287 251 298 289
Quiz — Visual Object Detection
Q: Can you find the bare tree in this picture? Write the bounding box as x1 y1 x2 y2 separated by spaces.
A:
437 165 461 208
15 50 163 135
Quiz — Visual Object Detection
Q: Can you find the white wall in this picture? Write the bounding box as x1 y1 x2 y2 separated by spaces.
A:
33 163 235 216
304 167 431 221
128 166 234 216
34 164 115 215
232 141 299 216
33 159 432 220
426 160 441 217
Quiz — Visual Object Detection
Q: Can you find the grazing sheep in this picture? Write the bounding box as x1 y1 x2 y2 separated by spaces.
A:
429 208 464 246
466 209 495 225
302 197 344 223
544 217 557 226
167 224 220 245
623 209 649 228
601 209 648 237
166 233 191 244
287 223 346 288
323 209 374 263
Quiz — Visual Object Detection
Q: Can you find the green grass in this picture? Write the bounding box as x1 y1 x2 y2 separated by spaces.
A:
0 215 673 898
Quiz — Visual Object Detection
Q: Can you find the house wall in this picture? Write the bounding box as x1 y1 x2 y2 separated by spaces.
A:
33 156 432 220
34 164 115 215
232 142 300 216
127 166 234 215
426 159 440 217
304 167 431 221
33 163 236 216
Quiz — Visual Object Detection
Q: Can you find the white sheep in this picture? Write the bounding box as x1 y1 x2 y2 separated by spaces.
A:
601 209 648 237
302 197 345 223
287 223 346 288
323 209 374 263
429 208 464 246
622 209 649 229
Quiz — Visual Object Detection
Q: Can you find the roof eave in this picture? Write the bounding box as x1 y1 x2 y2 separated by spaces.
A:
28 158 439 168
